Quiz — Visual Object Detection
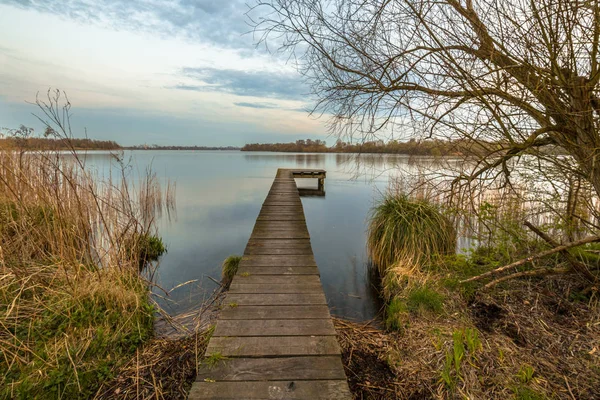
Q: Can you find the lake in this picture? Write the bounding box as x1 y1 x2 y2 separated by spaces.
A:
83 150 445 321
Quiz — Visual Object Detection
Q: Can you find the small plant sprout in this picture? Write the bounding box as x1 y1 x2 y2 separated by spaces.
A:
518 364 535 384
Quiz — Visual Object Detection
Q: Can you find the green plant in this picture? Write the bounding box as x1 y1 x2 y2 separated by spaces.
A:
513 386 547 400
204 352 227 367
228 302 238 308
517 364 535 384
406 285 444 315
221 255 242 286
385 298 409 331
439 328 481 391
136 233 167 263
367 194 456 299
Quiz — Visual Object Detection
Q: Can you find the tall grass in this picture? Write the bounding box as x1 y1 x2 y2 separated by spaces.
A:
0 92 173 398
367 194 456 299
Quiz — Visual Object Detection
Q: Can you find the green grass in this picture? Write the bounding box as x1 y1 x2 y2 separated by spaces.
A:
406 285 444 314
513 387 547 400
221 255 242 286
385 298 409 331
204 352 227 367
367 194 456 299
1 268 154 400
136 233 167 263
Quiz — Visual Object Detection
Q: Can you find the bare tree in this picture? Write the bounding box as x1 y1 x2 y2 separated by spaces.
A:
250 0 600 282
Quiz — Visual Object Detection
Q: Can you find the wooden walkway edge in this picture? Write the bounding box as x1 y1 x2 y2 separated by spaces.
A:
188 169 351 400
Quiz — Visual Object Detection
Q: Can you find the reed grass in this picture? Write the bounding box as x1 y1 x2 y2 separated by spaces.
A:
367 194 456 299
0 103 173 397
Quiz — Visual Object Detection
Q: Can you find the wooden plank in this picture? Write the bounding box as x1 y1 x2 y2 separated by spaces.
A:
225 293 327 306
219 305 330 320
189 380 351 400
206 336 341 357
262 201 302 206
244 247 314 255
196 356 345 381
245 239 311 248
213 319 335 337
237 266 319 275
229 283 323 294
232 275 321 284
251 231 310 239
252 228 308 234
252 223 308 230
261 205 304 209
240 255 316 267
256 215 306 221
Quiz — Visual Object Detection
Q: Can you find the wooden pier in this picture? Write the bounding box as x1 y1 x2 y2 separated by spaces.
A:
189 169 351 399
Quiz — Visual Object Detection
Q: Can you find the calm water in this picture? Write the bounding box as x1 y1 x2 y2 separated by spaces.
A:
84 151 441 321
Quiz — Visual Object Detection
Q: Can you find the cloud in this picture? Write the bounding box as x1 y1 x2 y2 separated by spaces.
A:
173 67 309 100
1 0 252 48
234 102 279 109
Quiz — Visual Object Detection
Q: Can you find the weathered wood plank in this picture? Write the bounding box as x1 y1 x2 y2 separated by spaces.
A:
229 283 323 294
206 336 341 357
195 356 346 381
232 275 321 284
251 231 310 239
225 293 327 306
244 247 314 255
240 255 316 267
237 266 319 275
256 215 306 221
252 227 308 234
189 380 351 399
252 223 308 231
218 305 330 320
246 238 311 245
213 319 335 337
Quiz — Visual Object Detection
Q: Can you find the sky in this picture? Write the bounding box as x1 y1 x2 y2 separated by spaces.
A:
0 0 329 146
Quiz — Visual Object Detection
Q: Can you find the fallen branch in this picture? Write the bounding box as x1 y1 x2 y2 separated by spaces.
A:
482 266 571 289
461 235 600 284
523 221 596 282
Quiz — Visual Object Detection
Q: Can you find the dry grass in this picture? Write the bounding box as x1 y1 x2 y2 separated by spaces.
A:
94 327 213 400
334 275 600 400
0 92 174 398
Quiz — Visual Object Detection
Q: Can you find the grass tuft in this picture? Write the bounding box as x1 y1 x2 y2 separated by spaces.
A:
221 255 242 287
367 194 456 299
406 285 445 314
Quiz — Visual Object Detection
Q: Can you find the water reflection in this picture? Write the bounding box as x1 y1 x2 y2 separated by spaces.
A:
79 150 454 321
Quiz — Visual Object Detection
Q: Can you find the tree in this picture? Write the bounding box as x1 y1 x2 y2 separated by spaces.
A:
250 0 600 283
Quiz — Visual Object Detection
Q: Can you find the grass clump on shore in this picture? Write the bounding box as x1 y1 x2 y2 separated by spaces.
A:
367 194 455 300
0 97 174 398
221 255 242 287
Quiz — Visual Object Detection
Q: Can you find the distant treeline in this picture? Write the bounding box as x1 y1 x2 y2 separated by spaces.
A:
126 145 241 150
0 137 121 150
241 139 473 156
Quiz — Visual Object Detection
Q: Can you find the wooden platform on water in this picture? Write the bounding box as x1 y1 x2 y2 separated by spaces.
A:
188 169 351 400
